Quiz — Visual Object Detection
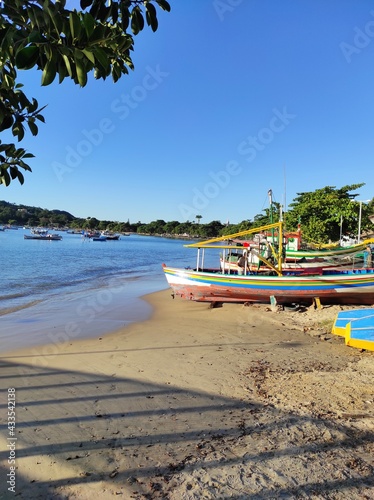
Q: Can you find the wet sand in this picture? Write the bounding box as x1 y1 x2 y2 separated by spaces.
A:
0 290 373 499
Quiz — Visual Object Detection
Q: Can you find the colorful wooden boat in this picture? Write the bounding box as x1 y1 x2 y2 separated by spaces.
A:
285 240 373 261
219 247 358 274
162 222 374 306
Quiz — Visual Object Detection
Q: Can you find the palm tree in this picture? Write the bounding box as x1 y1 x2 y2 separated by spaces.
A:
196 215 202 224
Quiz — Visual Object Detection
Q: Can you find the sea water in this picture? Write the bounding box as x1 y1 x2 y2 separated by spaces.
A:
0 229 218 353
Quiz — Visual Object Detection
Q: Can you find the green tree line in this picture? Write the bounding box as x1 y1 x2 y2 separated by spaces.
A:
1 184 373 242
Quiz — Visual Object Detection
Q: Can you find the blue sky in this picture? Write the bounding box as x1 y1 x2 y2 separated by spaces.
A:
2 0 374 223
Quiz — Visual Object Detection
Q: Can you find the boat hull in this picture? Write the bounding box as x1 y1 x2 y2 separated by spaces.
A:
285 242 370 260
162 265 374 305
24 235 62 240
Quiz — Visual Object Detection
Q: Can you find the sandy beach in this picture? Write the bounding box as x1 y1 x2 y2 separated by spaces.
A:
1 289 373 499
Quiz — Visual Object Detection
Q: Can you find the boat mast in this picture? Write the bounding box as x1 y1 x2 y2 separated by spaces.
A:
268 189 275 243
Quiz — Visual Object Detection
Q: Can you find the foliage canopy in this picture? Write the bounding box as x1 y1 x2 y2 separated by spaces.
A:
0 0 170 186
285 184 373 243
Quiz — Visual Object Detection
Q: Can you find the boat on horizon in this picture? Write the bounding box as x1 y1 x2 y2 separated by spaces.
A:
24 229 62 241
102 231 120 240
92 234 107 241
162 221 374 306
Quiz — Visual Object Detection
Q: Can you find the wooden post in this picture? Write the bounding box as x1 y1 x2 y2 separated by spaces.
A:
270 295 278 312
313 297 322 310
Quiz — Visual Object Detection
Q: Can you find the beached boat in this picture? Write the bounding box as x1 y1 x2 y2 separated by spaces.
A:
220 249 357 274
24 229 62 240
162 222 374 306
285 240 372 261
221 225 371 265
219 231 364 273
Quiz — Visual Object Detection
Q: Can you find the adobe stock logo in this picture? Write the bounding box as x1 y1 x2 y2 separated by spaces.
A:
340 10 374 63
237 107 295 162
213 0 245 21
178 160 242 221
52 65 169 182
178 106 295 221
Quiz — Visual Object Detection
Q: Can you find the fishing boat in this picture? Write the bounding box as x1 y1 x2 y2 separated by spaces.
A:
225 227 371 263
285 240 372 261
102 231 120 240
162 222 374 306
220 248 357 274
24 229 62 240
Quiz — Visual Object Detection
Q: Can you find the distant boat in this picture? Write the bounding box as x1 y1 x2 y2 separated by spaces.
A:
102 231 120 240
92 234 107 241
24 229 62 241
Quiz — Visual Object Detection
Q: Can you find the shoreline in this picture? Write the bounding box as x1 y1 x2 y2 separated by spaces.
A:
0 277 169 354
0 290 373 499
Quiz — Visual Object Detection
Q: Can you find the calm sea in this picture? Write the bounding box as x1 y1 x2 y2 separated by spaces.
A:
0 229 217 353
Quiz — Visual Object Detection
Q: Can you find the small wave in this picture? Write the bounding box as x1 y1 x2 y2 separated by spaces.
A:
0 299 43 317
0 292 26 301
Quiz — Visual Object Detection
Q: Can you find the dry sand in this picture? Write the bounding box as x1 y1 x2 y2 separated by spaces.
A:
0 289 373 499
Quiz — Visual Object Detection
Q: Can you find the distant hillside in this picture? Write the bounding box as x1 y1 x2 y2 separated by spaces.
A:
0 200 76 227
0 200 136 233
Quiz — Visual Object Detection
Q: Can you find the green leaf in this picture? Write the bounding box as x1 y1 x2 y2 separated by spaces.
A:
17 170 25 185
44 2 63 34
80 0 93 8
156 0 171 12
41 60 57 86
10 166 19 180
1 169 11 187
82 49 95 64
14 148 26 159
28 121 38 136
35 114 46 123
92 47 110 72
28 98 38 113
120 5 130 31
18 160 33 172
62 54 73 77
28 32 45 44
83 12 95 38
0 115 12 132
146 3 158 32
15 46 39 70
57 59 68 83
69 11 82 40
131 8 144 35
88 23 105 42
12 123 25 142
75 58 88 87
121 35 134 52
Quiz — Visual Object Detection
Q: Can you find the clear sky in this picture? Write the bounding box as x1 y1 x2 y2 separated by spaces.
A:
2 0 374 223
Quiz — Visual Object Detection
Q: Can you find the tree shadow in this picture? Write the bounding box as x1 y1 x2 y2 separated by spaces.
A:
0 359 373 499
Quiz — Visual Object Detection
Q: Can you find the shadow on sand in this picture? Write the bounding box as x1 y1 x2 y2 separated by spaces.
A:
0 357 373 499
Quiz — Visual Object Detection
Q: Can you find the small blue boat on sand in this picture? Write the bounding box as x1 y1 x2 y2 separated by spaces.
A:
332 308 374 352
